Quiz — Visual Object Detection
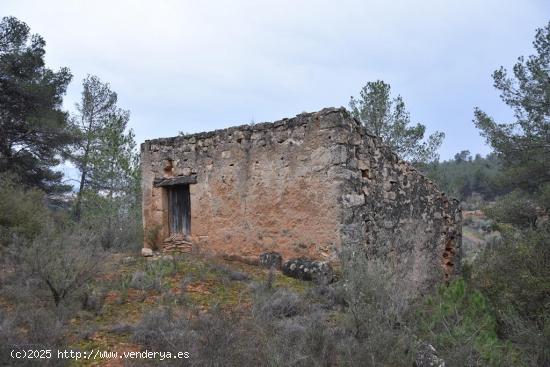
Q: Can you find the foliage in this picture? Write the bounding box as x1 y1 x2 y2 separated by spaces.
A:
473 226 550 366
70 74 138 220
474 21 550 192
338 241 415 365
79 189 142 250
252 287 307 320
67 75 141 247
425 152 504 200
469 24 550 365
15 225 105 307
132 307 256 366
0 174 51 246
416 278 522 367
0 16 74 193
484 190 539 229
3 37 146 355
130 260 176 292
86 110 139 197
144 224 162 250
0 309 69 366
349 80 444 163
130 263 413 367
252 308 342 366
538 182 550 212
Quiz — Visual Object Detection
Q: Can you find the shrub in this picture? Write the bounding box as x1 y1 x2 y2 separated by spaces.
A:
473 226 550 366
334 221 434 366
416 278 522 367
81 287 106 315
253 288 306 320
461 192 486 211
131 308 193 352
132 307 256 366
80 191 142 250
484 190 539 229
144 224 162 250
0 175 51 246
257 311 341 367
15 225 105 307
0 309 68 366
247 280 343 366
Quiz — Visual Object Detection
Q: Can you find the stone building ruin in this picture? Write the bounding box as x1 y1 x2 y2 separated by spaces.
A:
141 108 461 290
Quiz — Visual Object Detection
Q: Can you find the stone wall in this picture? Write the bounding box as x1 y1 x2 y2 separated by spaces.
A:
141 109 350 261
141 107 461 289
332 108 462 291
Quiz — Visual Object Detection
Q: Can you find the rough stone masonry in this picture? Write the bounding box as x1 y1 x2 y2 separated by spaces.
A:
141 107 461 290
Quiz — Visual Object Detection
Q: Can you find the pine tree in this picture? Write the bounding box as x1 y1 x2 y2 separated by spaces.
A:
0 16 73 193
474 21 550 192
71 75 136 219
349 80 444 163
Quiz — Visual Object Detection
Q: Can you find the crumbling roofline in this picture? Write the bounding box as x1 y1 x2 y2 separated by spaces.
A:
143 107 360 147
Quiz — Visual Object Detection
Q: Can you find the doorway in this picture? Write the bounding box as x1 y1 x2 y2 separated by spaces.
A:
168 185 191 236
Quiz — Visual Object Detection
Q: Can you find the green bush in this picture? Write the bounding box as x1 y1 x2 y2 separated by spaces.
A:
484 190 539 229
424 152 504 201
0 175 51 246
16 225 105 307
416 278 522 367
79 191 142 250
474 226 550 366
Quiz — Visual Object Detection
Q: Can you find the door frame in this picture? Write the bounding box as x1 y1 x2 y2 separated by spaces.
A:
167 184 191 237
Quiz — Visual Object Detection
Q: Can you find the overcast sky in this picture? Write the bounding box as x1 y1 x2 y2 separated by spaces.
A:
3 0 550 161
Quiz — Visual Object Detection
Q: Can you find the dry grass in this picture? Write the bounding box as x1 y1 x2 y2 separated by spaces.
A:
57 251 294 366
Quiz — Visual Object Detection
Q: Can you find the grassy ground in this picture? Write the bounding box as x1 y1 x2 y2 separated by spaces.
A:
66 252 311 366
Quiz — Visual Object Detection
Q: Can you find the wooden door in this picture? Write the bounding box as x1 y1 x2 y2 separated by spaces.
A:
168 185 191 236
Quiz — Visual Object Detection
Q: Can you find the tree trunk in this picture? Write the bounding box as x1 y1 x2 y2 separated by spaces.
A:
74 167 87 221
74 112 94 221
